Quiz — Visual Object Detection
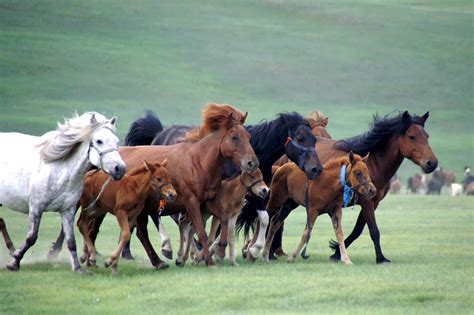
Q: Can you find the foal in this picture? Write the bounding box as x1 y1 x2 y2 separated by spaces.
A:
78 160 176 274
180 168 269 266
262 152 376 264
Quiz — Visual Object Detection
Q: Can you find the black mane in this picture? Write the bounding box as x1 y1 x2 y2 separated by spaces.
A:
246 112 310 181
335 111 426 156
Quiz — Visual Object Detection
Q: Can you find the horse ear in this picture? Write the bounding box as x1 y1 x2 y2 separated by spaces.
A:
226 112 235 128
143 160 152 172
241 112 248 124
402 111 410 120
160 158 168 168
109 115 117 126
349 151 355 165
322 117 328 127
362 152 370 162
422 111 429 123
90 114 97 124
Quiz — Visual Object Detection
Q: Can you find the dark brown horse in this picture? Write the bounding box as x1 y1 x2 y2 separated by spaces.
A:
263 152 376 264
78 160 176 274
269 111 438 264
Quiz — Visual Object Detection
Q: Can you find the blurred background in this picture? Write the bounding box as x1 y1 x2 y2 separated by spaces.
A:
1 0 472 185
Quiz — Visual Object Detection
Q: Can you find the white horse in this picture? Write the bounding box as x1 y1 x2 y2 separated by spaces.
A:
0 112 126 273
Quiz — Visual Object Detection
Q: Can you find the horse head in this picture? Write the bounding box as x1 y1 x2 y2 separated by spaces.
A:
346 152 376 199
398 111 438 174
88 114 126 180
144 159 177 203
240 168 269 199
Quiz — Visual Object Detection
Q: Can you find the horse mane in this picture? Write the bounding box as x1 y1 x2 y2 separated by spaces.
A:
306 110 327 129
247 112 310 164
37 112 114 163
335 111 426 156
185 103 246 142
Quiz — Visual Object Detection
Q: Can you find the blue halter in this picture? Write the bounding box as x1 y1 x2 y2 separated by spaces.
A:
340 164 354 208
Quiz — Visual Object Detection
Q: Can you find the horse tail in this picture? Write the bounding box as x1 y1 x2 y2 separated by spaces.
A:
124 110 164 146
328 239 339 251
236 201 258 239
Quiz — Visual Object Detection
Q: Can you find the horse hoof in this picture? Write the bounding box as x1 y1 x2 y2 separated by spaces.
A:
47 250 60 261
205 258 216 267
80 256 87 264
275 248 287 257
121 251 135 261
343 260 354 266
230 261 239 267
162 249 173 260
6 260 19 271
87 259 97 267
268 253 278 261
246 253 256 263
376 257 391 264
329 253 341 262
175 259 185 267
155 262 169 270
104 260 112 268
242 251 248 259
287 257 296 264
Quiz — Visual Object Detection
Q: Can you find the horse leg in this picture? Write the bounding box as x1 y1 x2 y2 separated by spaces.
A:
329 208 366 262
186 198 213 266
77 211 97 267
47 225 65 261
47 202 80 260
228 215 238 266
269 199 298 260
7 207 42 271
88 214 106 257
261 213 284 262
135 210 168 270
288 209 318 264
176 216 190 266
362 204 390 264
0 218 15 255
151 214 173 260
247 210 269 261
105 210 132 275
61 207 86 273
331 207 352 265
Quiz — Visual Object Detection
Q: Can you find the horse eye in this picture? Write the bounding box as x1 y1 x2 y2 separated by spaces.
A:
409 135 416 140
157 177 163 182
232 135 238 141
355 171 362 177
96 140 103 145
297 137 304 142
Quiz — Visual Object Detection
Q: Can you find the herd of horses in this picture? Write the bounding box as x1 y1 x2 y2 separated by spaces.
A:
0 104 439 274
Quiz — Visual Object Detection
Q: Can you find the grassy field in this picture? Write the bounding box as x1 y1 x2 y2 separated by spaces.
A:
0 195 473 314
0 0 473 181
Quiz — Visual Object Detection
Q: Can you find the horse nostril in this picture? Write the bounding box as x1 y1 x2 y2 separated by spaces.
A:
247 161 254 168
426 160 432 167
115 165 120 172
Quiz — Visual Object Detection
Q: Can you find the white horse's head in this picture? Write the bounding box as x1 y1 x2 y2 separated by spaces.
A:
86 113 126 180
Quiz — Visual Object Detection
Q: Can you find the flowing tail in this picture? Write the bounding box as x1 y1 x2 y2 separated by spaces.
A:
124 110 164 146
236 198 259 239
329 239 339 251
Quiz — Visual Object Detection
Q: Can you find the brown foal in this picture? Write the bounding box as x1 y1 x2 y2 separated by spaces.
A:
262 152 376 264
78 160 176 274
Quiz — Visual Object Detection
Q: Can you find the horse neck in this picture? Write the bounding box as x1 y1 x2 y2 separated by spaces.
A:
368 134 404 188
59 141 93 181
191 131 226 180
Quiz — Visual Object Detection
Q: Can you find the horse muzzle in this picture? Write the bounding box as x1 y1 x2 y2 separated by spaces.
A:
110 163 126 180
421 158 438 174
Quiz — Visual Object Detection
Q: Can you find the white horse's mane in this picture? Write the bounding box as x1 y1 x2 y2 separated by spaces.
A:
36 112 116 163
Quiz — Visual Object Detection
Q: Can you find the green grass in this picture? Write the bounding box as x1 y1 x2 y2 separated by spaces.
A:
0 195 473 314
0 0 473 181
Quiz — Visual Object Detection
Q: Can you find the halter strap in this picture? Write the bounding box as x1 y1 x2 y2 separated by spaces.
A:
240 175 264 195
340 164 354 208
284 135 316 170
89 141 119 174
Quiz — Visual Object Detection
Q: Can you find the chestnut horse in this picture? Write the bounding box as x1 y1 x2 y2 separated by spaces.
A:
120 108 324 262
262 152 376 264
270 111 438 264
78 160 176 274
99 104 258 267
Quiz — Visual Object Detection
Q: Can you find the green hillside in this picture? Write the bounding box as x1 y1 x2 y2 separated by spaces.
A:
1 0 473 181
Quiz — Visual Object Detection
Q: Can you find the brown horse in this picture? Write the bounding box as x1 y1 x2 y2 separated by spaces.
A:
262 152 376 264
180 168 269 266
78 160 176 274
313 111 437 263
84 104 258 267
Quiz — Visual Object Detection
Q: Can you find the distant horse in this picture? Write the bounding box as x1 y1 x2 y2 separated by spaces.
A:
119 108 324 262
463 166 474 192
78 160 176 274
451 183 463 196
427 168 444 195
389 175 401 194
262 152 376 264
266 111 437 264
0 112 126 272
407 174 423 194
440 169 456 187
